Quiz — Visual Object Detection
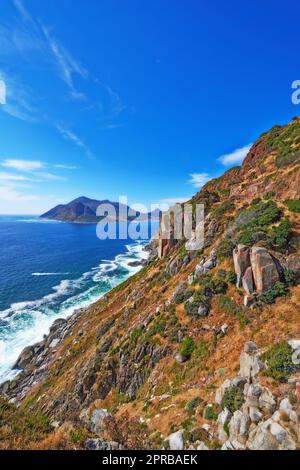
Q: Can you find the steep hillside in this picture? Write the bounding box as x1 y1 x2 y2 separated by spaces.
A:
1 118 300 450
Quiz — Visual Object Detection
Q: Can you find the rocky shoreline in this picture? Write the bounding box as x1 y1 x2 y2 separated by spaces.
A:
0 243 152 403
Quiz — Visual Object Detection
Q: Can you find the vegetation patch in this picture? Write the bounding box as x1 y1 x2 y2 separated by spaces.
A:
262 341 300 382
211 200 234 220
218 295 250 327
180 337 195 360
0 398 51 447
284 199 300 213
221 385 245 413
258 281 288 304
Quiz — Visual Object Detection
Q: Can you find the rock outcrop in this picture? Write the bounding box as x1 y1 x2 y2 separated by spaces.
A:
233 245 281 298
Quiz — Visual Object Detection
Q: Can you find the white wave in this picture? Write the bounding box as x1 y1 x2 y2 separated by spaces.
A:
32 272 70 277
0 241 149 383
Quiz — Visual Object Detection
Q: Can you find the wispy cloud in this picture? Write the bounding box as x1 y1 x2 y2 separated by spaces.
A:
0 71 38 122
39 22 88 101
54 164 80 170
218 144 252 166
0 171 31 181
1 159 67 182
2 158 44 171
56 125 93 158
189 173 211 189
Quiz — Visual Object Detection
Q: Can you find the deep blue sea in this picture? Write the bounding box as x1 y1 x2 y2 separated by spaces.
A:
0 216 157 383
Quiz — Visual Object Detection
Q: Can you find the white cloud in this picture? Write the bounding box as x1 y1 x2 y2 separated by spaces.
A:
35 172 67 181
0 181 57 214
2 159 44 171
54 164 80 170
189 173 211 189
0 171 31 181
218 144 252 166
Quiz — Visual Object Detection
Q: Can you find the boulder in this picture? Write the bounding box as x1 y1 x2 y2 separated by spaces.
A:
250 247 280 293
247 425 279 450
229 410 250 445
13 346 35 370
242 267 255 295
85 439 124 450
90 408 110 433
165 430 184 450
233 245 251 288
239 351 265 379
258 390 276 414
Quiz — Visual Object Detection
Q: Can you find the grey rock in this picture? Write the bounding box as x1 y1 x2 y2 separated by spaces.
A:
233 245 251 288
258 390 276 414
90 408 110 433
242 267 255 295
165 430 184 450
250 246 280 293
239 351 265 379
85 439 124 451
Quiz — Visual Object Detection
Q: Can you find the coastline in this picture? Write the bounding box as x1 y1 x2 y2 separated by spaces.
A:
0 240 151 386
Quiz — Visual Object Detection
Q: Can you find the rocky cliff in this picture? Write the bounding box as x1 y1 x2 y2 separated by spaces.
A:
1 117 300 450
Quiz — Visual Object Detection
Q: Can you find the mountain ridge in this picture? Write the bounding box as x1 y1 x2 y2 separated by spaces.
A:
41 196 160 223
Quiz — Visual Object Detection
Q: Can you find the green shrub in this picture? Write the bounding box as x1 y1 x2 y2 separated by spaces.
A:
218 295 250 327
221 385 244 413
262 341 300 382
216 240 234 259
185 397 201 414
180 337 195 359
131 327 144 345
284 269 297 287
204 404 219 421
174 289 193 305
226 271 237 285
148 316 167 337
284 199 300 213
268 219 292 249
211 200 234 220
258 281 288 304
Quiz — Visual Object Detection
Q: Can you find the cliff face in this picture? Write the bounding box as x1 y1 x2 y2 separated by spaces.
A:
1 118 300 450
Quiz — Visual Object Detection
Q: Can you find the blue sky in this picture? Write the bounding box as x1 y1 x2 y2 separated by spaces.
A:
0 0 300 214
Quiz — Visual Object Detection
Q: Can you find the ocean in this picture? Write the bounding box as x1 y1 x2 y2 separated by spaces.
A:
0 216 157 383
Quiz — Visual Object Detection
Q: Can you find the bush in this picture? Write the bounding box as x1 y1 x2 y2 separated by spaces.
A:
131 327 144 345
180 337 195 359
226 271 237 285
268 219 293 249
185 397 201 414
284 269 297 287
203 404 219 421
284 199 300 213
262 341 300 382
174 289 193 305
258 281 288 304
218 295 250 327
221 385 244 413
211 200 234 220
216 240 234 259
